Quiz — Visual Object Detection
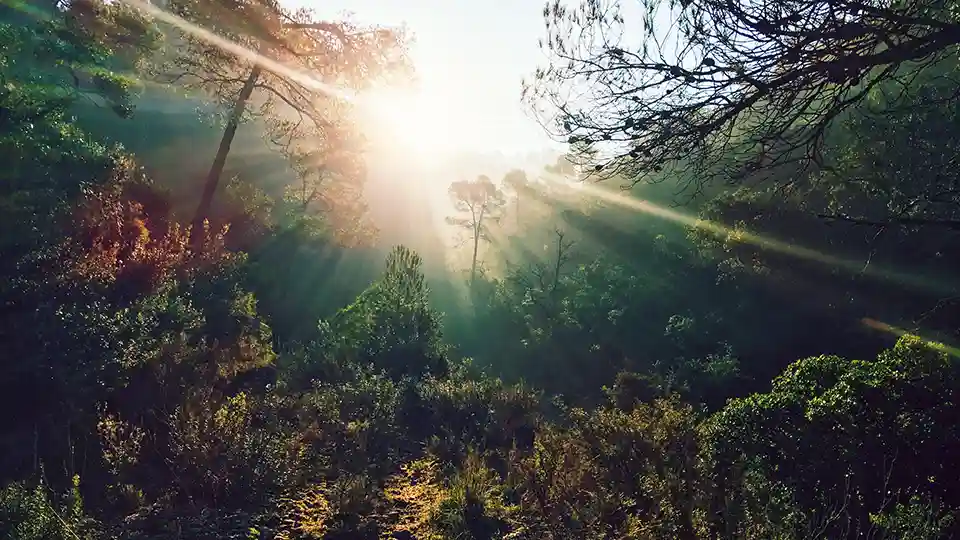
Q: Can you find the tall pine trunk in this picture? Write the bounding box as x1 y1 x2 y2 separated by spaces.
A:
191 64 262 247
470 232 479 283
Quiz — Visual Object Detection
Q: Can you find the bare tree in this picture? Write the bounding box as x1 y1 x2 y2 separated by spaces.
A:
156 0 410 244
527 0 960 193
506 228 575 322
447 175 506 283
528 228 575 294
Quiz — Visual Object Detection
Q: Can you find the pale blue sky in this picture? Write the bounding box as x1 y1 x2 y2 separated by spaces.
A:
290 0 558 155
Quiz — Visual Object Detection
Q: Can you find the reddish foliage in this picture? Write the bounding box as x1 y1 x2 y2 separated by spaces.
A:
68 156 234 296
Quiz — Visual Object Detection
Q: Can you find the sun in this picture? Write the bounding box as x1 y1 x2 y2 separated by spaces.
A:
358 86 454 162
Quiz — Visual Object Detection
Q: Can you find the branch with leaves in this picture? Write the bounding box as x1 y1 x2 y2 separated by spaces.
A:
527 0 960 192
153 0 411 243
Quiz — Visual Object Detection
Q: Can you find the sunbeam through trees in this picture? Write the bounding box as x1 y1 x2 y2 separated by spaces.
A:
1 0 960 538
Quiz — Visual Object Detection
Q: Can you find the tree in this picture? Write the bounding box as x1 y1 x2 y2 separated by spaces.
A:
1 0 157 122
503 227 576 308
285 130 364 215
710 335 960 538
813 60 960 231
157 0 410 243
528 0 960 190
502 168 531 227
282 124 375 245
447 175 506 282
315 246 448 380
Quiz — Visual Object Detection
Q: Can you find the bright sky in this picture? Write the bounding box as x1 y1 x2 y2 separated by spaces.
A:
289 0 557 156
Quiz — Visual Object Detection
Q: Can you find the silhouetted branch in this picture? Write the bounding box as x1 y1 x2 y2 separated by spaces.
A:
529 0 960 189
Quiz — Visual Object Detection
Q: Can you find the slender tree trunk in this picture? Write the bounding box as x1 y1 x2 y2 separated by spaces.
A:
191 64 263 247
470 207 486 283
470 231 479 283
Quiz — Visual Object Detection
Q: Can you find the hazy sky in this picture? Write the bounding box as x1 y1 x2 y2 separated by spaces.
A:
290 0 559 156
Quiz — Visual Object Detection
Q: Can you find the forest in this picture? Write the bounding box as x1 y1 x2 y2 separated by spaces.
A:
1 0 959 538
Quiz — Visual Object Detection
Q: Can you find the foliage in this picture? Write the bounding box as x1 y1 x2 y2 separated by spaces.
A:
384 451 518 540
158 0 411 236
275 483 331 539
710 335 960 537
0 475 97 540
530 0 960 187
3 2 960 540
315 245 449 380
383 456 447 538
166 390 304 507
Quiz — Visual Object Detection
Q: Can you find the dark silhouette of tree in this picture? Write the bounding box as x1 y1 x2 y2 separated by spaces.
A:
447 175 505 282
514 227 574 296
528 0 960 190
158 0 409 244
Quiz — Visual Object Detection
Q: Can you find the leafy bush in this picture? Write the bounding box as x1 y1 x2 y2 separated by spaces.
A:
0 476 96 540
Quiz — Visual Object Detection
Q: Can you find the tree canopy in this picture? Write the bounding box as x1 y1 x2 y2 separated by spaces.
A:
529 0 960 190
158 0 411 240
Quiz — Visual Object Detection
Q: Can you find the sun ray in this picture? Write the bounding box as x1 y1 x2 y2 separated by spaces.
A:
537 172 958 299
120 0 353 101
